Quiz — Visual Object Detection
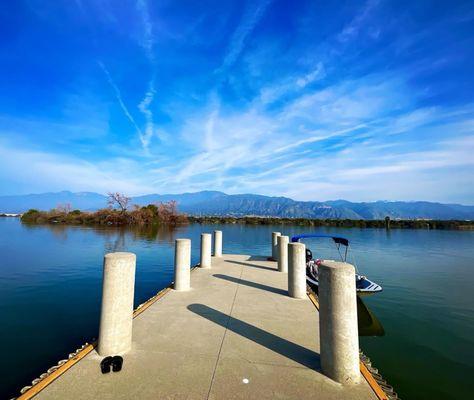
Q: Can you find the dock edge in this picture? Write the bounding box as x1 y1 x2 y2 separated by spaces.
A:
12 265 199 400
307 288 400 400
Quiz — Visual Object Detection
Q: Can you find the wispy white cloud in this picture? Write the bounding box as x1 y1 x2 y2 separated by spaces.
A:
280 75 409 124
0 141 153 196
337 0 380 43
136 0 154 62
98 61 143 139
204 105 219 152
138 79 156 150
135 0 157 152
272 123 370 154
256 62 326 105
145 66 474 203
217 0 273 73
296 62 325 87
99 60 158 152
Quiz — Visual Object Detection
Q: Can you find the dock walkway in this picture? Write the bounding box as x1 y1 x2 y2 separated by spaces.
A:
32 254 377 399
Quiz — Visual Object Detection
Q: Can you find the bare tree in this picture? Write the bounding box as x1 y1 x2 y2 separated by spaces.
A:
56 203 72 213
107 192 131 213
156 200 182 225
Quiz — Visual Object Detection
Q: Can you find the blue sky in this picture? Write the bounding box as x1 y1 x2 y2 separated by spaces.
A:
0 0 473 203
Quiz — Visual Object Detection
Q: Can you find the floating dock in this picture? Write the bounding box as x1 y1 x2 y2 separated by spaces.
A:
19 253 384 400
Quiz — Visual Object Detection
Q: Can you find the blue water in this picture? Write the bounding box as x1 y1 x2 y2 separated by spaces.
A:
0 218 473 399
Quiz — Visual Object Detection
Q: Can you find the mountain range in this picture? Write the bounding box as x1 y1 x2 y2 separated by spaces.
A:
0 191 473 220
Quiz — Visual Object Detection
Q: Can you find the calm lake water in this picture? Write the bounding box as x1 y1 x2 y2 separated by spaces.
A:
1 218 473 399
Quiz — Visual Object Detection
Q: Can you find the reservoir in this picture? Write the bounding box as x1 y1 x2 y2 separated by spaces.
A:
0 218 473 399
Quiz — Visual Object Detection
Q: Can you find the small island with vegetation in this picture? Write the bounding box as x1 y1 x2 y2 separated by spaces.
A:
18 192 474 231
21 193 187 226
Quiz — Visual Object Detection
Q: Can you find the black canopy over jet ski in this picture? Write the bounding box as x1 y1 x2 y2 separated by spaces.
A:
291 234 382 297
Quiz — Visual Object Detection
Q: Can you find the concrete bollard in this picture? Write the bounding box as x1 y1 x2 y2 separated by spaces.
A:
98 252 136 356
213 230 222 257
288 242 306 298
319 261 360 384
200 233 212 269
271 232 281 261
174 239 191 291
277 235 289 273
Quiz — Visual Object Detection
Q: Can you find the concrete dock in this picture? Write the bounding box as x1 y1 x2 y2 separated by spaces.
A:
27 254 379 400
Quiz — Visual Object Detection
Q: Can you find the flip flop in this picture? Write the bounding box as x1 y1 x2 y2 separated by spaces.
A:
111 356 123 372
100 356 113 374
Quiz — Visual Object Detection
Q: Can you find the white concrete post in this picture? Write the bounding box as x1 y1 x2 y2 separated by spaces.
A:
277 235 289 273
271 232 281 261
200 233 212 269
213 230 222 257
288 242 306 298
174 239 191 291
319 261 360 384
98 252 136 356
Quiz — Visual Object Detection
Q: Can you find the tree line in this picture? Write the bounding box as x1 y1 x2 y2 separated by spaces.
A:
188 216 474 230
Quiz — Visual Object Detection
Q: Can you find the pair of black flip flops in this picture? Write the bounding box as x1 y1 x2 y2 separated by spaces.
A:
100 356 123 374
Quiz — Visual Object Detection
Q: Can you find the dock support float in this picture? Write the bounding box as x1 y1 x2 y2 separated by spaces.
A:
213 230 222 257
271 231 281 261
288 242 306 298
277 235 289 272
319 261 360 384
174 239 191 291
200 233 212 268
97 252 136 356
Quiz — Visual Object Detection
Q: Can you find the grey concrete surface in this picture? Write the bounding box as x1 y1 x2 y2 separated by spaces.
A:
319 261 360 384
34 254 376 400
97 252 136 356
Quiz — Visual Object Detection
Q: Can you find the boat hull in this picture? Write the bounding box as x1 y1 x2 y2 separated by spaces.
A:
306 274 382 297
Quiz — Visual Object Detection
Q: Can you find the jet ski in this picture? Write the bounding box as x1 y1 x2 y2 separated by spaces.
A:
291 234 382 297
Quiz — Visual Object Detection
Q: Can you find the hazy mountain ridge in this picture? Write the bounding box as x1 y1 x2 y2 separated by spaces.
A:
0 191 473 220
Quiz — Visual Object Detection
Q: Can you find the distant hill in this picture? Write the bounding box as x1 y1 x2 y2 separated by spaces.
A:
0 190 473 220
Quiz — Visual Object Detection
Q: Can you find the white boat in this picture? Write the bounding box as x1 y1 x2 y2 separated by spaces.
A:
291 234 382 297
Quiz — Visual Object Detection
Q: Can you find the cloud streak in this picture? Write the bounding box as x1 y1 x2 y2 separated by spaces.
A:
99 61 156 152
138 79 156 150
98 61 144 139
136 0 157 152
136 0 155 62
337 0 380 42
217 0 273 73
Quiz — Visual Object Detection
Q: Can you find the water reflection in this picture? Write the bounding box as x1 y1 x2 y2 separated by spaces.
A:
357 297 385 337
104 228 126 253
22 222 181 253
128 224 178 244
311 286 384 337
22 221 71 241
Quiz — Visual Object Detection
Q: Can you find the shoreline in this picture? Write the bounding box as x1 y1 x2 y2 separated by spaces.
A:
15 209 474 230
190 216 474 230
